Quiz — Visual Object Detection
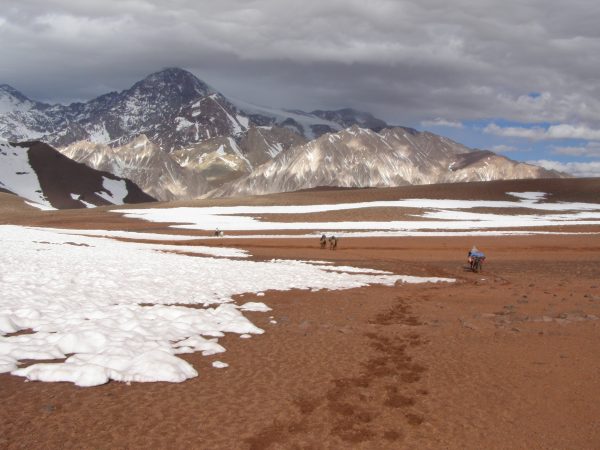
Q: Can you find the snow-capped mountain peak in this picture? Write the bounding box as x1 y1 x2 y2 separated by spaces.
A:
0 68 391 151
126 67 216 106
0 84 39 114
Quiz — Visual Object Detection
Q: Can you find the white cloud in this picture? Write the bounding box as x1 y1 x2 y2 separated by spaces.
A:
485 123 600 141
484 124 543 139
421 118 464 129
552 143 600 157
491 144 520 153
529 159 600 177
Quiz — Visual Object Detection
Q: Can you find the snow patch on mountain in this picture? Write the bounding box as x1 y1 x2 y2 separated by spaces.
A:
175 117 194 131
89 123 111 144
97 177 128 203
0 85 37 114
230 97 343 140
0 141 52 207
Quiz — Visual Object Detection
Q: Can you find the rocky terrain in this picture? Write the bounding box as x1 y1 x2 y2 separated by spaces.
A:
213 126 564 197
61 135 207 201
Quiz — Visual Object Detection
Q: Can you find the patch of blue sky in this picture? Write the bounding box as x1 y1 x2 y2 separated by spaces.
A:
416 118 598 165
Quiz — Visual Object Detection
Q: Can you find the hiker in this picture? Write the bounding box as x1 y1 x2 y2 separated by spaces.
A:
328 235 338 250
467 245 485 271
320 234 327 249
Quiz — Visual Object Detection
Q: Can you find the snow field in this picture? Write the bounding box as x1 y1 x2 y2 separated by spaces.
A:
0 225 452 386
115 192 600 233
27 227 249 258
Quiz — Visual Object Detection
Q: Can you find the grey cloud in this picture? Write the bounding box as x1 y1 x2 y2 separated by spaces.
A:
0 0 599 128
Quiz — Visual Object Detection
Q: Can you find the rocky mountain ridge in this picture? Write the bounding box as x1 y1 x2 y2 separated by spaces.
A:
60 135 208 201
211 126 565 198
60 124 308 200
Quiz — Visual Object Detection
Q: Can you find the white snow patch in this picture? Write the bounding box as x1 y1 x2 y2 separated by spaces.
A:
229 98 342 140
175 117 194 131
239 302 272 312
1 225 434 386
97 177 128 204
70 193 97 209
218 155 242 170
32 227 201 241
212 361 229 368
395 275 456 284
88 123 111 144
25 201 56 211
0 142 53 208
236 115 249 129
27 226 249 258
507 191 547 202
115 193 600 233
0 90 35 114
227 137 251 169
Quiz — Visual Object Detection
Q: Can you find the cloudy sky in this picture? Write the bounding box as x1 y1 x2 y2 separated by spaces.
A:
1 0 600 175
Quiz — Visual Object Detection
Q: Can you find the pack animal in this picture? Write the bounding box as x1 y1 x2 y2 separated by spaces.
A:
328 236 338 250
320 234 327 249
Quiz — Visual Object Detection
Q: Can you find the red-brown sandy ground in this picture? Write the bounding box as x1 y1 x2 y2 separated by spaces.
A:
1 178 599 449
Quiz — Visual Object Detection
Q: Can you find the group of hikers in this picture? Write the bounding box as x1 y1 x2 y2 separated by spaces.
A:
318 234 486 272
320 234 338 250
213 227 483 272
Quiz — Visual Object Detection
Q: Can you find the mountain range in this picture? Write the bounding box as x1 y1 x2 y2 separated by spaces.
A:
0 68 566 204
212 126 562 197
0 68 373 148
